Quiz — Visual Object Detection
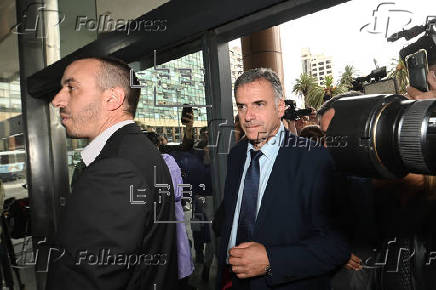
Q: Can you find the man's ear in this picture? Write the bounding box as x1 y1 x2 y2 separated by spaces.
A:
103 87 126 111
277 98 285 118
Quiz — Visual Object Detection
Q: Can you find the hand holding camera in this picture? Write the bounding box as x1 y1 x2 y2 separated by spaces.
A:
407 70 436 100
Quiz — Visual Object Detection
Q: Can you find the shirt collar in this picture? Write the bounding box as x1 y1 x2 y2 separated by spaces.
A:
81 120 134 166
247 122 284 159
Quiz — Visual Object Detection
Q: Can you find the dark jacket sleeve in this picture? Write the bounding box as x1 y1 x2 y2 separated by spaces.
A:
265 150 351 286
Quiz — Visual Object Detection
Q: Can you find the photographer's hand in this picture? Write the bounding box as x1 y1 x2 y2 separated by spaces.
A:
344 253 362 271
407 70 436 100
283 119 297 135
428 70 436 91
182 112 194 139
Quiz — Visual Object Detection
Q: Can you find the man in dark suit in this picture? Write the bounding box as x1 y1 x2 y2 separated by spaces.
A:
217 68 350 290
48 57 178 289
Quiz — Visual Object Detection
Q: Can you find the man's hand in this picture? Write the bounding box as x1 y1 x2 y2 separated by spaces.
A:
182 112 194 140
402 173 425 189
344 253 362 271
406 70 436 100
407 86 436 99
283 119 297 135
228 242 269 279
182 112 194 128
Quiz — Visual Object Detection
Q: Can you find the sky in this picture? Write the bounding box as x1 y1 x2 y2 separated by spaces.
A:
232 0 436 107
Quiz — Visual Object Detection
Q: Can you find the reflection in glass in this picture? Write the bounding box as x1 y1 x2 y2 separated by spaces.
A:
134 51 208 143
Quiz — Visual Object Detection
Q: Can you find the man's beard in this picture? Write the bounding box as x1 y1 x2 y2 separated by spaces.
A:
61 103 100 139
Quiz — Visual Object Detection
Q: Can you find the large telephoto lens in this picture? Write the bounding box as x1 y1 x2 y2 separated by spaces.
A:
326 94 436 178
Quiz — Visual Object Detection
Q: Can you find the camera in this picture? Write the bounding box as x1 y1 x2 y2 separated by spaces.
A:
326 94 436 179
181 105 193 125
395 17 436 66
283 100 312 121
392 17 436 88
324 18 436 179
351 67 399 94
406 49 429 92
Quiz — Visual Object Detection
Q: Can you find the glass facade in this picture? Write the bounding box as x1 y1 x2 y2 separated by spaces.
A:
134 51 209 142
0 79 26 184
0 80 22 118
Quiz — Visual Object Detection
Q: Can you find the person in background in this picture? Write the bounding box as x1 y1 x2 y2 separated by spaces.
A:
159 135 169 145
281 118 297 135
299 124 324 141
159 111 195 154
190 127 214 282
144 131 195 290
159 109 214 282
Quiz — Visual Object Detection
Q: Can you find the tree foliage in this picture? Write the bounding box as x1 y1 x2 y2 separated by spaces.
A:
389 58 409 94
292 66 357 110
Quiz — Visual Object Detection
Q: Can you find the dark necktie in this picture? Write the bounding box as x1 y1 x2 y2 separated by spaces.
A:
236 149 263 245
71 159 86 187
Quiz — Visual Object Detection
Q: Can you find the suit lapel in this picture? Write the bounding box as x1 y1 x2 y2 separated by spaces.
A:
228 141 248 216
226 141 248 236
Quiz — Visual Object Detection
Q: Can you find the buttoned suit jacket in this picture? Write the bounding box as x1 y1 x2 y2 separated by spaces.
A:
46 123 178 290
217 130 350 290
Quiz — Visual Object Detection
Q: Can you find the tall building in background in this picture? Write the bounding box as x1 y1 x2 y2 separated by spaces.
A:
135 47 243 142
0 80 22 121
135 51 208 142
0 80 24 151
229 45 243 116
301 48 333 86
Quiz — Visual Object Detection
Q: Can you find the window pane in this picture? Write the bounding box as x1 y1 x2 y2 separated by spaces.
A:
134 51 208 143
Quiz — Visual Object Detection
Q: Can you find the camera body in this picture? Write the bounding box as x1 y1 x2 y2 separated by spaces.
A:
398 19 436 67
351 67 399 94
283 100 312 121
406 49 429 92
181 105 193 125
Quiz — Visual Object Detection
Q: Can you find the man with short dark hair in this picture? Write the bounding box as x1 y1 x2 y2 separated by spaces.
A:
217 68 350 290
48 57 178 290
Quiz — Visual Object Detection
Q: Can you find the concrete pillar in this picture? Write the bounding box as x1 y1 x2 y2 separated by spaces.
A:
241 26 285 88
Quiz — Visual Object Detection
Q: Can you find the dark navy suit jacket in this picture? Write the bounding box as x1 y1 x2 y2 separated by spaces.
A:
217 130 350 290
